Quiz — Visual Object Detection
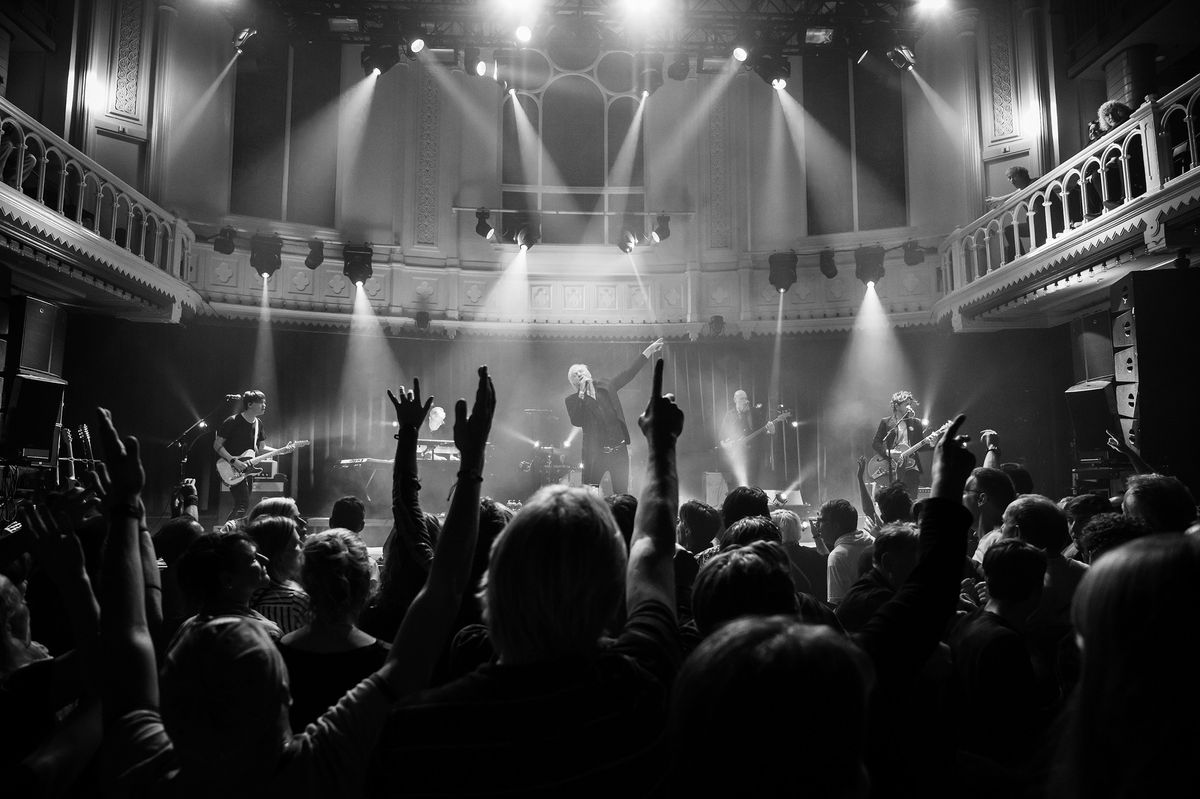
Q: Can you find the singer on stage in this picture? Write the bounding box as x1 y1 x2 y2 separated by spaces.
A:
564 338 663 494
214 390 271 521
871 390 926 496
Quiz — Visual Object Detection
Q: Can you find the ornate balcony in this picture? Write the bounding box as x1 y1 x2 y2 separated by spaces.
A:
934 72 1200 330
0 96 204 322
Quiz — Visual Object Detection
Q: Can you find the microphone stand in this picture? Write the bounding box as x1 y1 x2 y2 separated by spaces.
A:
167 399 234 482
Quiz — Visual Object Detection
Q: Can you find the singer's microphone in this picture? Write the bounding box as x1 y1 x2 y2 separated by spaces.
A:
225 394 241 401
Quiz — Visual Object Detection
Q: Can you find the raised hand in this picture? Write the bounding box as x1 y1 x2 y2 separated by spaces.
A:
95 408 145 505
979 428 999 449
20 503 88 587
454 366 496 467
388 377 434 430
638 359 684 447
931 414 975 501
856 455 867 479
642 337 665 358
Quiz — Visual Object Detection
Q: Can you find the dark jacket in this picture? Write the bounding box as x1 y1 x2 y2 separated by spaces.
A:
564 353 649 470
872 416 928 474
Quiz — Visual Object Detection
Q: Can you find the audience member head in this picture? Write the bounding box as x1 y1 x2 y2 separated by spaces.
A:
817 498 858 549
328 496 366 533
1063 534 1200 797
719 516 781 550
672 615 874 797
1003 494 1070 553
1000 463 1035 495
677 500 722 553
721 486 769 527
770 508 802 544
160 616 290 788
1079 512 1151 564
481 485 625 663
872 522 920 588
0 573 35 676
300 529 371 626
246 515 303 584
153 516 205 566
691 541 798 638
176 533 269 609
963 467 1017 531
1006 165 1032 189
247 496 305 533
874 482 914 523
1064 493 1113 549
1122 473 1198 533
1097 99 1133 131
605 493 638 549
982 539 1046 619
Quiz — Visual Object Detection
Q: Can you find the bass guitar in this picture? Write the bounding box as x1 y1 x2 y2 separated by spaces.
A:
716 411 792 452
866 419 952 481
217 440 310 487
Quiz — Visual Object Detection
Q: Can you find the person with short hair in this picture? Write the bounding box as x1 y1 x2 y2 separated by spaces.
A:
328 496 366 533
773 508 828 601
872 391 928 497
836 523 920 632
690 540 797 637
605 492 638 548
820 498 873 605
1003 495 1085 627
1063 493 1111 557
677 499 721 555
1078 512 1151 563
967 467 1018 562
1122 473 1198 533
949 539 1048 764
173 532 281 643
720 485 770 528
213 390 270 522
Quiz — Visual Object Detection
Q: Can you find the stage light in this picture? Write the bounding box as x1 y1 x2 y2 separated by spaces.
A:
249 233 283 279
752 51 790 90
768 251 798 294
903 240 926 265
651 214 671 242
819 248 838 279
213 226 237 255
197 420 208 429
618 230 638 254
791 420 800 428
854 245 886 286
475 208 496 240
887 45 916 71
408 37 426 55
639 53 664 97
465 47 486 76
516 224 538 250
232 28 257 53
857 49 870 65
733 46 749 62
917 0 949 12
709 315 726 335
361 44 399 77
515 25 532 44
667 53 690 81
343 242 374 286
305 239 324 269
415 311 431 330
805 27 835 45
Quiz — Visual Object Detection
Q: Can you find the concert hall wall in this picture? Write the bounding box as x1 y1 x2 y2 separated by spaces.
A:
61 314 1073 520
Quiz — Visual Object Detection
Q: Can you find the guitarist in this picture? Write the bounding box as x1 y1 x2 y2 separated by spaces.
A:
719 389 774 489
871 390 927 496
214 390 271 521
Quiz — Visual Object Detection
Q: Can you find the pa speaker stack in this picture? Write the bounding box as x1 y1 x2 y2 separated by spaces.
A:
0 296 68 464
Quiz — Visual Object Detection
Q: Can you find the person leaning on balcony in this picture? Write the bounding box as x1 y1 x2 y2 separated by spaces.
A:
985 166 1036 263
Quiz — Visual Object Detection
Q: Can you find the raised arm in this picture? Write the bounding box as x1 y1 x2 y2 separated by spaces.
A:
856 456 880 525
378 366 495 696
610 338 663 393
385 380 436 575
855 415 974 679
980 429 1001 469
627 359 682 617
94 408 158 722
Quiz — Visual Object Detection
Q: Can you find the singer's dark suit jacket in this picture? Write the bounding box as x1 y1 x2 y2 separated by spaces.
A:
872 417 928 474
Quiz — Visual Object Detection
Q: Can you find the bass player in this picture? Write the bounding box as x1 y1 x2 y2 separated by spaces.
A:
871 390 927 496
719 389 775 489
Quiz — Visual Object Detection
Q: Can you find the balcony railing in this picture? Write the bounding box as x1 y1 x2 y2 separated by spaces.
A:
939 72 1200 292
0 96 192 277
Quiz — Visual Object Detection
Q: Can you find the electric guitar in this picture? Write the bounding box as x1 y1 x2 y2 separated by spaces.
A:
866 419 952 481
75 424 97 472
217 440 310 487
716 411 792 452
59 427 76 485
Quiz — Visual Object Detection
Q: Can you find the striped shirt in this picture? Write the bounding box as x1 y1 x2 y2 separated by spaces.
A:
252 581 311 634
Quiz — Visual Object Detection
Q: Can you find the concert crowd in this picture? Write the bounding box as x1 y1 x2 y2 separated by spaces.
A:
1 360 1198 798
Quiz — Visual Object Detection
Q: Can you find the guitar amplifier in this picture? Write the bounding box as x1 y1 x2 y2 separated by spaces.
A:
217 478 289 522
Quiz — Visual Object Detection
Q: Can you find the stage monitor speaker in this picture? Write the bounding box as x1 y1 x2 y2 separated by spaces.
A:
1071 309 1114 381
1064 379 1118 461
0 371 67 462
4 297 67 378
